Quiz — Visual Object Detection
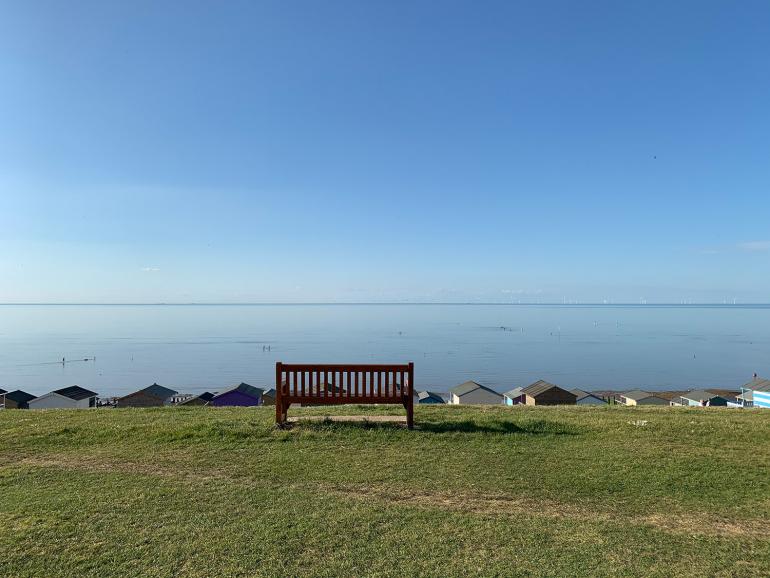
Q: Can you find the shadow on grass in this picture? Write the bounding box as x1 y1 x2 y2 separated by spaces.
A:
420 418 580 436
292 417 580 436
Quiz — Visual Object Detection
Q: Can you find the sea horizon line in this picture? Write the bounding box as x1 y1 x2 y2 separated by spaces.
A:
1 302 770 307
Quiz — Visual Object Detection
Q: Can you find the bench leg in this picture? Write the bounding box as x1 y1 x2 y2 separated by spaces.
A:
406 397 414 430
276 401 289 427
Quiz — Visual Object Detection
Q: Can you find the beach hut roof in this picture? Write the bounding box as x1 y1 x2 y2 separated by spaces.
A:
213 382 263 400
0 388 6 395
53 385 98 401
571 388 604 402
139 383 178 400
450 381 495 396
417 391 445 402
179 391 215 405
503 387 523 399
680 389 724 403
743 377 770 392
621 389 653 401
5 390 36 404
522 380 561 397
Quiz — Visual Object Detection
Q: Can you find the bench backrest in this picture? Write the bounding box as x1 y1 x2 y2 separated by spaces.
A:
275 363 414 404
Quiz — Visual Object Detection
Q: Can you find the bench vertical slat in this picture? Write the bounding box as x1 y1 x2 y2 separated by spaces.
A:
385 370 390 398
322 370 327 399
396 370 400 396
358 371 363 398
395 370 399 396
310 369 316 397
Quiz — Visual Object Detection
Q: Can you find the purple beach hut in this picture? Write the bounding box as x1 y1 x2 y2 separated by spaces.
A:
210 383 263 407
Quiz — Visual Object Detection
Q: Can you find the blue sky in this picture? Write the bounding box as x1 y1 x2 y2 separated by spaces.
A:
1 0 769 303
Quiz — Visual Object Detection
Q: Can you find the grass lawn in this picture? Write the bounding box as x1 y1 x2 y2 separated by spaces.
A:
1 404 769 577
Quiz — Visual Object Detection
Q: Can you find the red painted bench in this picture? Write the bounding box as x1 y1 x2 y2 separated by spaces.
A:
275 362 414 429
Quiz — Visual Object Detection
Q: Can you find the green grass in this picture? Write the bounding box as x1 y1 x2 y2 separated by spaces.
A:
1 404 769 577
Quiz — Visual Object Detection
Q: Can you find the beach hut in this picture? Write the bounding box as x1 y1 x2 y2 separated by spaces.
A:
670 390 729 407
618 390 669 406
261 388 276 406
571 389 607 405
210 383 263 407
521 380 577 406
739 376 770 408
3 390 36 409
29 386 98 409
417 391 445 404
178 392 215 406
0 388 6 408
503 387 524 405
118 383 178 408
448 381 503 405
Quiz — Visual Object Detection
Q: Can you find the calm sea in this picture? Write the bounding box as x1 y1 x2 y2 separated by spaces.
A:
0 304 768 397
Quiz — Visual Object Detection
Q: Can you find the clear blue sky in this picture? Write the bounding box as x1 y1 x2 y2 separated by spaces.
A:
1 1 769 303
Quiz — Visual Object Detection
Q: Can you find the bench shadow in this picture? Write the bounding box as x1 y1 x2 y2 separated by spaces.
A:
419 418 580 436
290 417 580 436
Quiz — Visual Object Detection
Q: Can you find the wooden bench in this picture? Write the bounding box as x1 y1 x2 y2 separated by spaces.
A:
275 362 414 429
